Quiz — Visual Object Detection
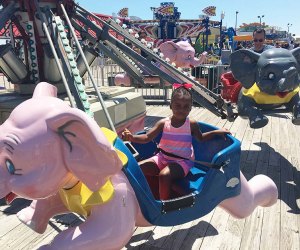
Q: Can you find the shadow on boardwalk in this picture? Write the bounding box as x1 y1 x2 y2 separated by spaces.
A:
125 221 218 249
241 142 300 214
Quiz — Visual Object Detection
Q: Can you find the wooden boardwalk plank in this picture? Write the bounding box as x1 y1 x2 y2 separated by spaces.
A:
160 219 196 250
278 115 300 250
178 215 214 249
259 115 281 250
124 226 157 249
240 116 272 250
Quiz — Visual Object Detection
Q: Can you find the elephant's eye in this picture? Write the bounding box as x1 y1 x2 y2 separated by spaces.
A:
188 55 191 59
6 160 15 175
268 73 275 80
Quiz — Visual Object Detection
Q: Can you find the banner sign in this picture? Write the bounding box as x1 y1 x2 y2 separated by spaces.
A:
202 6 216 16
118 8 128 18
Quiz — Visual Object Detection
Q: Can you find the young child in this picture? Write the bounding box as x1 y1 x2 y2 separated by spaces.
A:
122 84 231 200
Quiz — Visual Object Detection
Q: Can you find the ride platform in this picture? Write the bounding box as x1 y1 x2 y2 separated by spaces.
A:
0 86 146 135
0 104 299 250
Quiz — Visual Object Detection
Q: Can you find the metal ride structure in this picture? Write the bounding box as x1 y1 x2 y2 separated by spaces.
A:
0 0 146 133
131 2 221 48
0 0 236 127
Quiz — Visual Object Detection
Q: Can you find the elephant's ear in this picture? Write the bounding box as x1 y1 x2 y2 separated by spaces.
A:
159 41 178 62
47 108 123 192
291 47 300 65
230 49 260 89
32 82 58 98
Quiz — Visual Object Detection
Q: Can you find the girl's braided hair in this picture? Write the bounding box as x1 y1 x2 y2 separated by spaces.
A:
171 86 193 104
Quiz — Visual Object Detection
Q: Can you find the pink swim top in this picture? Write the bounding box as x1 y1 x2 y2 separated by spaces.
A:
159 117 194 160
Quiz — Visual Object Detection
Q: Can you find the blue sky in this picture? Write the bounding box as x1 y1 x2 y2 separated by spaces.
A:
77 0 299 37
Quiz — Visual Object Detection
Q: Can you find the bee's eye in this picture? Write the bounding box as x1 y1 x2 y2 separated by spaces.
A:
6 160 15 175
268 73 275 80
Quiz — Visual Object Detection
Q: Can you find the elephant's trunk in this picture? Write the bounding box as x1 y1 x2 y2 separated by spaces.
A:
284 66 297 81
190 52 207 67
278 66 298 91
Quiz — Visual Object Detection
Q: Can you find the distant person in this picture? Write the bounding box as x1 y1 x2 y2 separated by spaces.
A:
289 40 294 50
275 42 281 48
250 28 273 53
208 43 214 54
125 40 133 48
281 43 289 49
126 40 141 54
138 31 147 40
213 42 220 55
235 41 243 51
138 31 148 57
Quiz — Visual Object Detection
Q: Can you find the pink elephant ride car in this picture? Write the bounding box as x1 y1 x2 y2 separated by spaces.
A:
159 40 207 68
0 82 278 249
121 122 242 225
114 40 207 87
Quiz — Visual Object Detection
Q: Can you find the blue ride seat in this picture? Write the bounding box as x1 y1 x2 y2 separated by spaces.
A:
115 121 241 226
172 166 206 195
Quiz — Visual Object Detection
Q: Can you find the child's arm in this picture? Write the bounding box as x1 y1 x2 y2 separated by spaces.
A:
190 120 231 141
122 119 165 144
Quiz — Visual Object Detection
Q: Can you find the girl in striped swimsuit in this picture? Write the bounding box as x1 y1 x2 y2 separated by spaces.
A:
122 84 230 200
